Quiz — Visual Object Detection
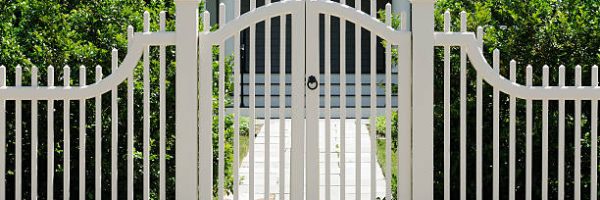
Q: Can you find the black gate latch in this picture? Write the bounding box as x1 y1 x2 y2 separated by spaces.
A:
307 75 318 90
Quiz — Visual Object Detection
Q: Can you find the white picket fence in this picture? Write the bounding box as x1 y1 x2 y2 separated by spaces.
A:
1 0 600 200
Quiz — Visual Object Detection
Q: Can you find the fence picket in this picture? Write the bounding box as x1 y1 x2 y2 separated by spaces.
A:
509 60 516 200
575 65 582 200
31 66 38 200
16 65 22 200
48 65 55 200
559 65 566 200
64 65 71 200
264 10 272 200
325 12 332 200
384 3 392 200
111 49 119 200
278 14 286 200
79 65 87 200
218 5 226 200
492 49 500 200
592 65 599 200
159 11 166 200
95 65 102 200
142 11 151 200
443 11 451 200
340 15 347 200
355 16 363 200
476 27 483 200
542 65 549 200
459 11 467 200
0 65 4 200
526 65 532 200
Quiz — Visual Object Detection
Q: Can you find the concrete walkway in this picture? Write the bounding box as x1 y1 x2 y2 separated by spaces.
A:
232 119 386 200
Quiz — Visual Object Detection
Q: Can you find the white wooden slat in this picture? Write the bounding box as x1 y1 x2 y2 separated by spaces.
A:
48 65 55 200
111 49 119 200
264 13 272 200
218 5 226 200
443 11 450 200
575 65 582 200
592 65 598 200
31 66 38 200
142 11 151 200
234 31 241 200
199 10 213 200
476 27 483 200
249 21 256 200
542 65 549 200
159 11 166 200
0 66 5 200
384 4 392 200
64 65 71 200
126 24 135 200
492 49 500 200
16 65 22 200
509 60 516 200
459 11 467 200
368 13 376 200
79 65 87 200
278 14 286 200
558 65 565 200
397 11 412 200
340 16 347 200
526 65 532 200
325 12 332 200
355 17 362 200
95 65 102 200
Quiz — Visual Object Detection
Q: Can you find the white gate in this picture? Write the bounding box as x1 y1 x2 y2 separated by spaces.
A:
198 1 411 199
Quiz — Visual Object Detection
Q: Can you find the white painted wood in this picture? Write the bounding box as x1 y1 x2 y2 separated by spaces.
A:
233 30 241 200
126 25 134 200
509 60 516 200
158 11 166 200
0 66 5 200
592 65 598 200
397 10 412 200
290 4 306 200
354 13 363 200
305 2 319 200
476 27 483 200
15 65 22 200
325 12 332 200
199 9 213 200
176 0 200 199
384 4 392 200
443 11 450 200
31 66 38 200
111 49 119 200
411 0 435 199
492 49 500 200
218 5 226 200
459 11 467 200
249 14 256 200
340 14 348 200
95 65 102 200
278 13 286 200
559 65 565 200
575 65 582 200
48 65 55 200
264 8 272 200
64 65 71 200
526 65 532 200
542 65 549 200
434 32 600 100
79 65 87 200
142 12 151 200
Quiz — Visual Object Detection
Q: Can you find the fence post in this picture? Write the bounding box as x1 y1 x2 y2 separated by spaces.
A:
410 0 435 199
175 0 200 199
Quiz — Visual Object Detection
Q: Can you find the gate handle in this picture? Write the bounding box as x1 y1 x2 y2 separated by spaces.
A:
307 75 318 90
